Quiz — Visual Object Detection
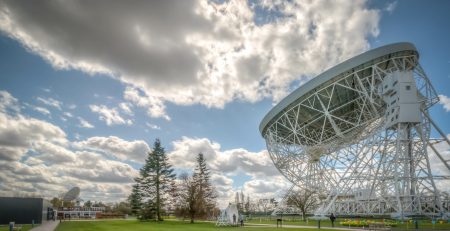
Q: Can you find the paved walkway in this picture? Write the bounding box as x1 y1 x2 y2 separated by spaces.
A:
29 220 59 231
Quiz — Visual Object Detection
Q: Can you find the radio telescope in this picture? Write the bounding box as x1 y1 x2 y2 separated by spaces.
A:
61 187 81 206
260 43 450 219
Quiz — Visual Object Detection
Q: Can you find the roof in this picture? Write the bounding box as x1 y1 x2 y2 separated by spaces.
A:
259 42 418 136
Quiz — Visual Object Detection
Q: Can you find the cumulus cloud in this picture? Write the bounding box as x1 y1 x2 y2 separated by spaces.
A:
124 87 170 121
0 0 380 120
0 90 20 113
89 104 132 126
0 113 67 161
168 136 289 206
119 102 133 116
0 91 140 201
439 94 450 112
74 136 150 163
78 117 94 128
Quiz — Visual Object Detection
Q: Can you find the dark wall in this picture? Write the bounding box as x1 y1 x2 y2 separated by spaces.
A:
0 197 44 224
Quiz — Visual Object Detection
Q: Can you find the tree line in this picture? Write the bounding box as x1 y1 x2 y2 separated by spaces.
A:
128 139 217 223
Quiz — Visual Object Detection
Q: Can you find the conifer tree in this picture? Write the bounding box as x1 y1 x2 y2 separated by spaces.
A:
137 139 175 221
193 153 216 219
128 183 142 215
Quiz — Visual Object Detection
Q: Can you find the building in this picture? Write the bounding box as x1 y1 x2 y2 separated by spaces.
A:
0 197 53 224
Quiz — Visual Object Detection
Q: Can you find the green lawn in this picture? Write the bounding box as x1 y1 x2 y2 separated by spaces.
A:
247 217 450 230
0 224 35 231
55 220 337 231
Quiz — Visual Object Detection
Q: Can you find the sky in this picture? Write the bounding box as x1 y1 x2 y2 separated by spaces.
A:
0 0 449 207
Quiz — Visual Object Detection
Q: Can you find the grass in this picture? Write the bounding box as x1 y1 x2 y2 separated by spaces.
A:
0 224 35 231
55 220 338 231
247 217 450 230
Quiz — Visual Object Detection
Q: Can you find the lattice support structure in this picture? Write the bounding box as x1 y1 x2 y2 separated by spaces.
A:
262 50 450 219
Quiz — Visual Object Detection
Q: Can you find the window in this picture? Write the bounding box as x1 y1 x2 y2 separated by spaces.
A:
406 85 411 90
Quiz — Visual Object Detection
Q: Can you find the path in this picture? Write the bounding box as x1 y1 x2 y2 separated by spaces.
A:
29 220 59 231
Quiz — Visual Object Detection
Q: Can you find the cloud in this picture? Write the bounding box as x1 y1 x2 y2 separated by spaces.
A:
74 136 150 163
32 106 51 116
0 91 140 201
145 122 161 130
0 112 67 161
78 117 94 128
119 102 133 116
36 97 62 110
0 0 380 119
384 1 398 14
124 87 170 121
89 104 132 126
32 141 77 165
168 136 289 207
0 90 20 113
63 112 73 118
439 94 450 112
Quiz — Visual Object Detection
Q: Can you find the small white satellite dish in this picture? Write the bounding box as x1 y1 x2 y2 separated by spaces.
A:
63 187 80 202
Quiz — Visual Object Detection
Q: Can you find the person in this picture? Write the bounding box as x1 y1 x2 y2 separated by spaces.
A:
232 213 236 226
240 215 244 226
330 213 336 227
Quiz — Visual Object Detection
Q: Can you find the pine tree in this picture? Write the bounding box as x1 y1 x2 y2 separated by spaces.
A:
128 183 142 216
137 139 176 221
192 153 216 220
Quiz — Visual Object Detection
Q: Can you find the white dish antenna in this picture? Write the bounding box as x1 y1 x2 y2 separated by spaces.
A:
63 187 80 202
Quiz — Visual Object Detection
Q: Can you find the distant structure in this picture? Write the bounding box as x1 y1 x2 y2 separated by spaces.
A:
57 187 105 219
216 203 239 226
62 187 81 206
0 197 53 224
260 43 450 219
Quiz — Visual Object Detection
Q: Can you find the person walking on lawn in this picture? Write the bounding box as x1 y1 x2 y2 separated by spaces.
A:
330 213 336 227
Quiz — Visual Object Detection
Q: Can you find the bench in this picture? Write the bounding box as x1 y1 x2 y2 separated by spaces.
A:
368 223 391 230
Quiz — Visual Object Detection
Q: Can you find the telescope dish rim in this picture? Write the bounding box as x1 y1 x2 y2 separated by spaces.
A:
259 42 418 136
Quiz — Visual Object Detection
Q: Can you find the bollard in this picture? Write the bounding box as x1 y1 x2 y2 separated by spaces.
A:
318 220 321 229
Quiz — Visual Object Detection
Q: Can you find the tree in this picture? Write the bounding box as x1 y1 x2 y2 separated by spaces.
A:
128 183 142 216
192 153 216 219
285 189 319 221
176 153 217 223
112 201 132 215
177 173 197 222
137 139 176 221
84 200 92 208
50 197 62 208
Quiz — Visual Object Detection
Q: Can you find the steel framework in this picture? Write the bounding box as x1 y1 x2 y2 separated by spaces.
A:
261 44 450 219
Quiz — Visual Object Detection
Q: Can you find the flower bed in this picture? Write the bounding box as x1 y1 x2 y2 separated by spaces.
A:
339 219 398 227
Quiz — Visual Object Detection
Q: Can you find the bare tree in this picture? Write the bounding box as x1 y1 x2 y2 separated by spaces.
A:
285 189 319 221
175 153 217 223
